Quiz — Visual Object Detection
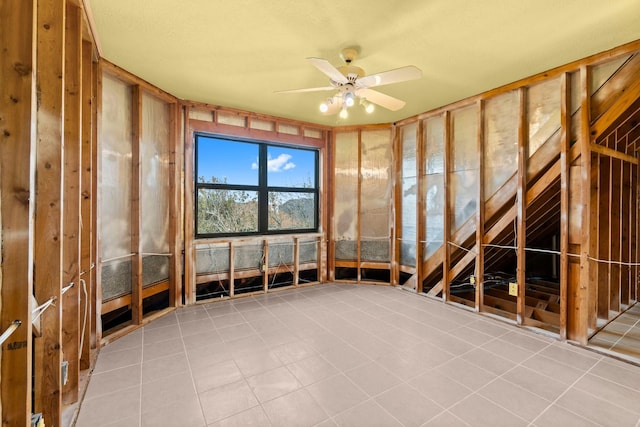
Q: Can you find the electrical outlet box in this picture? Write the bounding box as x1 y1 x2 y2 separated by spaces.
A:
61 360 69 386
509 282 518 297
469 275 476 285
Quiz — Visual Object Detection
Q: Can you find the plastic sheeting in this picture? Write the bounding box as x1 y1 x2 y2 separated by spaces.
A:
450 106 478 233
196 244 230 274
141 93 171 286
360 129 392 262
484 91 519 198
334 132 358 260
528 78 561 159
400 123 417 267
100 74 133 300
423 116 445 260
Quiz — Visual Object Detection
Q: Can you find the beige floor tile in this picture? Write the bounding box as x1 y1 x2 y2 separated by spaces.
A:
333 399 402 427
199 380 259 425
478 378 551 422
501 365 568 402
85 364 141 399
306 374 368 416
408 370 473 408
460 347 517 376
450 394 528 427
287 354 339 386
234 349 283 377
93 347 142 374
423 410 471 426
192 359 243 394
374 383 444 426
75 385 140 427
573 373 640 415
207 406 272 427
246 366 301 403
438 358 498 391
531 404 599 427
141 352 189 383
141 371 196 412
556 387 639 426
262 388 328 427
344 361 402 397
141 396 205 427
142 337 184 362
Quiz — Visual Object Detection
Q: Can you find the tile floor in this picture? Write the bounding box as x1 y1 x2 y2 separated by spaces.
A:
74 284 640 427
589 302 640 364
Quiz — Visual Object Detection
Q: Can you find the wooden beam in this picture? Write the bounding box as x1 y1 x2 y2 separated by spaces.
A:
591 64 640 139
517 88 528 325
476 100 485 311
568 65 592 344
0 1 36 425
33 0 65 423
183 107 196 304
590 143 638 165
442 111 451 301
597 155 611 320
168 102 181 307
416 120 425 293
610 157 622 313
131 85 143 325
61 1 82 405
79 38 94 370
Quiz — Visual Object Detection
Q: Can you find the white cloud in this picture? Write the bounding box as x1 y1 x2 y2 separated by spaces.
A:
267 153 295 172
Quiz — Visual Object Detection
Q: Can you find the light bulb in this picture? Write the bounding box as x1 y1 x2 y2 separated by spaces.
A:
339 107 348 119
345 93 355 107
365 102 375 114
319 102 328 113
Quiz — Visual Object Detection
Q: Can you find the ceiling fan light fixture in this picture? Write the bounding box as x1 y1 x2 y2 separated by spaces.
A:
365 101 375 114
344 92 355 107
339 107 348 119
319 102 329 113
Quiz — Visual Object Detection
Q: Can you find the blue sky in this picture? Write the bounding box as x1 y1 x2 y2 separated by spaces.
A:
197 136 316 187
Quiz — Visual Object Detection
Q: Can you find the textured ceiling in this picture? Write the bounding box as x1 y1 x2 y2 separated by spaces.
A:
87 0 640 126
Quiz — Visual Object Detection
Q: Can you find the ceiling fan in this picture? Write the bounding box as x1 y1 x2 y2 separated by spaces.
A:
276 47 422 117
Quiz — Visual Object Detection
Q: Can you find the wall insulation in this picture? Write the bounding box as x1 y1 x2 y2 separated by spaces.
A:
100 74 133 300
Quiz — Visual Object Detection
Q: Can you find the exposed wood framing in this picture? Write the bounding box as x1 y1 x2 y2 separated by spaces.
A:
131 85 143 325
559 73 570 339
0 1 36 425
33 0 65 424
442 111 452 301
61 2 82 404
517 88 527 324
476 100 485 311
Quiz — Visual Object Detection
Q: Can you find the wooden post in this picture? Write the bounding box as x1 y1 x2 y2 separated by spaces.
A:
476 100 485 311
183 106 196 304
79 39 96 369
597 154 611 320
517 88 528 325
442 111 452 301
263 239 269 292
294 237 300 286
356 130 362 283
416 120 425 293
229 241 235 297
568 65 592 344
61 1 82 404
610 157 621 313
0 1 36 425
391 125 401 286
168 102 181 307
559 73 570 339
92 60 102 347
33 0 65 424
131 85 143 324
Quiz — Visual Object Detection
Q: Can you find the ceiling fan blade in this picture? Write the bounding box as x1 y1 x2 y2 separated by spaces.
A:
358 65 422 88
275 86 335 94
357 88 406 111
307 57 349 84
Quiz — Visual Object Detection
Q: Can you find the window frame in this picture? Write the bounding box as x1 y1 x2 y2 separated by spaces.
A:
194 133 319 238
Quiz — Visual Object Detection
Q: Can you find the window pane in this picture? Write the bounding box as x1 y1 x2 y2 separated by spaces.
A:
197 188 258 234
197 137 259 185
268 192 315 230
267 146 316 188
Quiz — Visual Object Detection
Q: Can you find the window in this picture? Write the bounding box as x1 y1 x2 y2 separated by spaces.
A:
195 135 319 237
